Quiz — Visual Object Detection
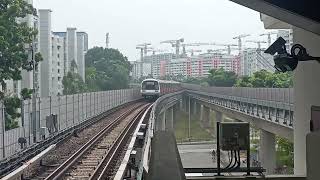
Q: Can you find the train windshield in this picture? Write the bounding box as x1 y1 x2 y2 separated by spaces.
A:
142 81 159 90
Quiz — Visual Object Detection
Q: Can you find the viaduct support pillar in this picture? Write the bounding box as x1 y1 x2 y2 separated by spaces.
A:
214 111 223 134
162 111 166 131
168 106 174 131
293 26 320 175
215 111 222 123
201 106 210 128
180 98 183 112
259 130 276 175
190 98 195 115
188 96 191 139
195 101 201 117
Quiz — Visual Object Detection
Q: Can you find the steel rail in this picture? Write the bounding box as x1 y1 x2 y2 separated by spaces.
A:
44 103 146 180
92 104 151 180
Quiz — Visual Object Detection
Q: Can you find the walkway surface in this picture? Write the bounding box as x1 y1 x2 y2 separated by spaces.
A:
178 143 217 168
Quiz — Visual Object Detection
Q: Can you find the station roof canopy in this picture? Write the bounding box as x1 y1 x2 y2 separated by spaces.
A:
230 0 320 35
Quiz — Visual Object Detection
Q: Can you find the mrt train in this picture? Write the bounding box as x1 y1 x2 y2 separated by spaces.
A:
141 79 181 99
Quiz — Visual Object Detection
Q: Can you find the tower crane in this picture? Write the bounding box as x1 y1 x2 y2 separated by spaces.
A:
146 48 168 55
187 49 202 56
181 43 202 56
246 40 267 50
136 43 151 78
233 34 250 53
207 47 238 54
136 43 151 56
260 31 277 46
183 42 237 55
207 49 224 53
160 38 184 57
106 33 109 48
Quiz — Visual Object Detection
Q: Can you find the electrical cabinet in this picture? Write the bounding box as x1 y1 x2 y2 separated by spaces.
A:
219 122 249 151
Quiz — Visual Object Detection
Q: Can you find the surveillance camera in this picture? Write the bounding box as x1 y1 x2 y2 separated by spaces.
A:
273 54 298 73
264 37 287 55
264 37 299 72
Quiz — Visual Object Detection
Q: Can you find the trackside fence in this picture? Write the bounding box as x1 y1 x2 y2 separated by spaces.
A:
0 88 141 160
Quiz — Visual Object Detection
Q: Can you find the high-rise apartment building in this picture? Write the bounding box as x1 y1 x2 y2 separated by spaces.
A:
143 53 175 78
241 48 274 76
51 35 65 95
39 9 53 97
38 10 88 97
67 28 77 72
132 52 240 79
277 29 293 52
77 32 89 81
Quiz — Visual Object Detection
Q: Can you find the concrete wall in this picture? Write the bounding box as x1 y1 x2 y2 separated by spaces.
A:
292 27 320 176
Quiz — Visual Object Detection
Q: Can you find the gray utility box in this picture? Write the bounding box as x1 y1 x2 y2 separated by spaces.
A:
219 122 249 151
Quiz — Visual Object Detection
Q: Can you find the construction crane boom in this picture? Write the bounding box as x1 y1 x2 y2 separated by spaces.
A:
136 43 151 78
106 33 109 48
260 31 277 46
246 40 267 50
146 48 168 55
182 42 237 55
207 47 238 54
161 38 184 57
186 49 202 56
136 43 151 55
181 43 202 55
233 34 250 54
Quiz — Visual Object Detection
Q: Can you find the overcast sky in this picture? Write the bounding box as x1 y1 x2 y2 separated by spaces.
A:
33 0 268 60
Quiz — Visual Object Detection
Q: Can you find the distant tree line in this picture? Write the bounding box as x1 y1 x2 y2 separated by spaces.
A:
62 47 131 94
156 68 293 89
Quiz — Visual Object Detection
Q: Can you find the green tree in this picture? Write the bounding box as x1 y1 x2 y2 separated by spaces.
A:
0 0 44 130
235 76 252 87
181 76 207 85
236 70 293 88
85 66 99 91
20 88 32 100
276 137 294 173
85 47 131 91
250 70 272 87
4 96 21 130
62 72 87 95
207 68 237 87
0 0 37 97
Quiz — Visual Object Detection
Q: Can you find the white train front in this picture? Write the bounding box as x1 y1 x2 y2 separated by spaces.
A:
140 79 181 99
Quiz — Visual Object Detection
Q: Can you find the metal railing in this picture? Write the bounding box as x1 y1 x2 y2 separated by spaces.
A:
137 91 182 179
181 84 294 104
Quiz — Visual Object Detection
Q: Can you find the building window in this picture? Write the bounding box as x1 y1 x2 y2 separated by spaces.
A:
58 69 60 73
58 62 60 66
57 54 60 58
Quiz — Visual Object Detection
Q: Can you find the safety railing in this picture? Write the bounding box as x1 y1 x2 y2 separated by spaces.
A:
137 91 183 179
181 84 294 104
